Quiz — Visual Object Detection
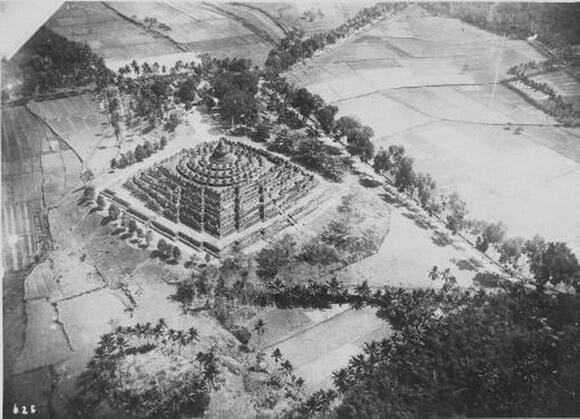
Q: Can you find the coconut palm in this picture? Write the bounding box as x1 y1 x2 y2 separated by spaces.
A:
271 348 283 364
280 359 293 378
253 319 267 346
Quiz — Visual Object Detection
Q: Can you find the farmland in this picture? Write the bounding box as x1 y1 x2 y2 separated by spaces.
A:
27 92 118 176
287 6 580 255
45 2 370 68
2 105 82 271
254 2 375 36
46 2 181 61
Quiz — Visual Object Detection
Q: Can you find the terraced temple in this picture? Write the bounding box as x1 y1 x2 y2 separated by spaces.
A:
124 138 317 248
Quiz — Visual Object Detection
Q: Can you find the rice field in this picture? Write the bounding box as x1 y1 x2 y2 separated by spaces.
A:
27 93 118 176
254 2 375 36
288 6 580 256
46 2 181 61
2 105 82 271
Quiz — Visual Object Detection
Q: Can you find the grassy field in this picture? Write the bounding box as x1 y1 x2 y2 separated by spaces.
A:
288 6 580 254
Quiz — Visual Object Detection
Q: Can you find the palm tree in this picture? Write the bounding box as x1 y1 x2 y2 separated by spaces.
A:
186 327 199 346
428 265 439 283
271 348 282 364
280 359 293 378
332 368 350 390
253 319 267 346
327 277 343 298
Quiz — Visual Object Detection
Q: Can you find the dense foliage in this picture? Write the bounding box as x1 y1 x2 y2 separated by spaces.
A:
422 2 580 56
4 27 113 98
331 274 580 418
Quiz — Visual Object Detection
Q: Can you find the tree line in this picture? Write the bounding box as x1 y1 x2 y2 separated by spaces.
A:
265 3 406 74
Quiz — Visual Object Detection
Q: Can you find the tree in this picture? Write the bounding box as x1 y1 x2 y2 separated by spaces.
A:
158 239 168 255
253 319 267 345
290 88 322 120
135 144 145 162
176 78 198 103
143 140 153 156
160 136 168 149
346 126 375 162
272 348 283 364
108 204 120 220
416 173 436 207
96 195 105 210
253 122 271 142
219 88 259 126
127 219 137 234
444 192 468 234
330 275 580 418
498 236 525 268
393 156 416 194
335 115 362 140
83 185 96 202
144 230 153 247
526 240 580 290
255 235 297 280
373 145 406 176
126 150 136 165
110 158 118 169
280 359 294 378
321 219 352 251
314 104 339 134
118 154 128 168
173 245 181 262
164 113 180 132
81 169 95 184
476 221 507 252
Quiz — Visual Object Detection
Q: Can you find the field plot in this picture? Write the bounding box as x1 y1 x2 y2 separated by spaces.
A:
269 307 390 390
46 2 181 61
289 6 580 256
2 106 82 271
535 70 580 107
254 2 374 36
106 1 282 65
27 93 118 176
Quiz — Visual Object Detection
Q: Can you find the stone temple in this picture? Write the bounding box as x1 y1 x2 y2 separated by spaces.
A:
123 138 317 254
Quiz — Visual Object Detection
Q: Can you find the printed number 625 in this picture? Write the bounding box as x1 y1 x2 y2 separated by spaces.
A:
12 404 37 415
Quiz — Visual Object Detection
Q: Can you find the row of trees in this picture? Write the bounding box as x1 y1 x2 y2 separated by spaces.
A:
507 64 580 124
265 75 376 164
111 137 167 169
265 4 404 73
268 128 353 181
